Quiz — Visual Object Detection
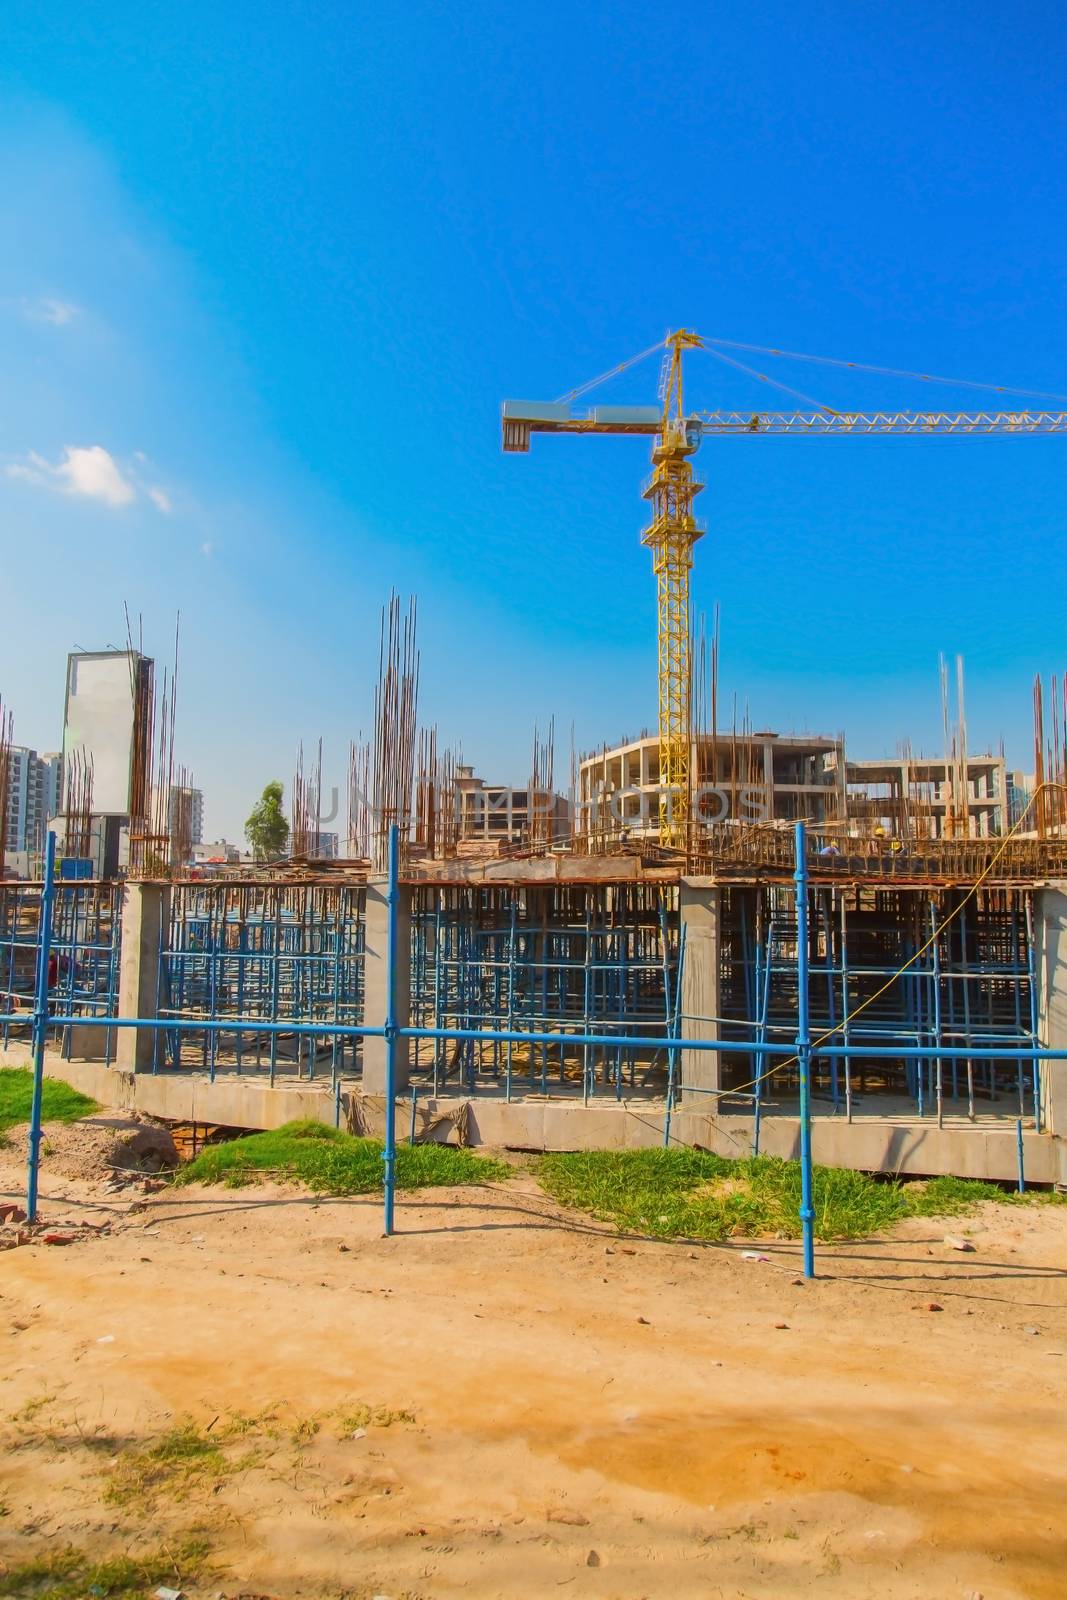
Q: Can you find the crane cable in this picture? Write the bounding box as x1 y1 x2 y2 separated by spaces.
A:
701 336 1067 406
552 332 1067 412
554 339 666 406
712 780 1067 1103
702 342 839 414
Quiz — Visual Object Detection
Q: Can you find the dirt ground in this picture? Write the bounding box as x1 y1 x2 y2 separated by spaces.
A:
2 1127 1066 1599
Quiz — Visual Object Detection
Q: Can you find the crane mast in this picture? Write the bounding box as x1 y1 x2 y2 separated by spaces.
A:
640 330 704 847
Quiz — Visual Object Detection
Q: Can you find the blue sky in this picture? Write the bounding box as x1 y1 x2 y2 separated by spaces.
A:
1 3 1065 839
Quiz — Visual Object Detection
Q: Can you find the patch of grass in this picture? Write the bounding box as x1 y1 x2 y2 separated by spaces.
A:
907 1173 1064 1216
337 1401 416 1431
0 1067 97 1135
0 1537 210 1599
173 1118 511 1195
12 1393 56 1424
104 1422 236 1509
538 1148 1064 1243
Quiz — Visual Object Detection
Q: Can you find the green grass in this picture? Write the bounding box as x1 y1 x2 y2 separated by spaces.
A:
103 1420 260 1510
0 1538 210 1599
907 1173 1064 1217
0 1067 97 1135
173 1118 511 1194
538 1148 1064 1243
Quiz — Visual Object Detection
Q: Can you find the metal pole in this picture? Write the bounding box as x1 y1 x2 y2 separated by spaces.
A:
1025 896 1042 1132
1016 1116 1026 1194
382 823 400 1236
794 821 815 1280
27 831 57 1223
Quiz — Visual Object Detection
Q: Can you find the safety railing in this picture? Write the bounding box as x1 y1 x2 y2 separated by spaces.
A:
0 877 122 1062
21 826 1067 1281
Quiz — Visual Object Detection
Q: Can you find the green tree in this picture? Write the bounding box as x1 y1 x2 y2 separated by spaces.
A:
245 780 290 861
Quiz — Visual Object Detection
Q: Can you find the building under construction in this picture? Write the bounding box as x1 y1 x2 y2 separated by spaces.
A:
4 591 1067 1189
3 333 1067 1184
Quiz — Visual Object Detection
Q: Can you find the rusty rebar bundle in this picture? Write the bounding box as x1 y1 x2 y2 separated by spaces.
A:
126 610 181 875
291 737 323 857
1033 672 1067 837
63 748 95 861
414 727 459 859
347 736 372 861
371 593 419 872
528 717 556 849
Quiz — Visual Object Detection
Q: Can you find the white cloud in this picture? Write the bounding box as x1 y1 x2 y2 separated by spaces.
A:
22 296 79 326
5 444 134 507
200 540 214 558
148 485 172 514
60 446 134 504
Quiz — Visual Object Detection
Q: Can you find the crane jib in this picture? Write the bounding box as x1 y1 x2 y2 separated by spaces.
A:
501 405 1067 450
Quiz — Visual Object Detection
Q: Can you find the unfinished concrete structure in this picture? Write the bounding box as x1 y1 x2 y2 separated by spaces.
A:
578 731 847 841
843 753 1006 838
7 824 1067 1186
578 733 1011 846
456 764 570 850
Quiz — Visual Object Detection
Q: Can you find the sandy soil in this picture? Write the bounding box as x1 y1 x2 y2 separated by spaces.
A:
1 1134 1066 1599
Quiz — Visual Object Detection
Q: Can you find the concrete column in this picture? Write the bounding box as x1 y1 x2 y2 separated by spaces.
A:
117 883 170 1072
1034 885 1067 1134
361 874 412 1095
679 877 720 1105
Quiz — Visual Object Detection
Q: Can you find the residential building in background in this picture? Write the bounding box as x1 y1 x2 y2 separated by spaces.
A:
3 746 62 856
457 764 571 848
166 785 204 860
190 839 243 866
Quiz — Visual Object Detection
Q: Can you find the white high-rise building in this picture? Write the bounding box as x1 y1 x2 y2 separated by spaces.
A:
3 747 62 856
166 785 205 853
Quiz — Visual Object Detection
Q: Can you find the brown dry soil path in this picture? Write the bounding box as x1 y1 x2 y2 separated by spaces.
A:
1 1155 1066 1600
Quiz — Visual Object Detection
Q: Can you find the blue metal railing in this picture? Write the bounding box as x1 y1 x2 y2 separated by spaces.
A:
22 824 1067 1279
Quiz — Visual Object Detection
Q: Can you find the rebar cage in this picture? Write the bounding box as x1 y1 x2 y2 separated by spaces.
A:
410 883 680 1100
155 881 366 1082
716 884 1038 1123
0 880 122 1059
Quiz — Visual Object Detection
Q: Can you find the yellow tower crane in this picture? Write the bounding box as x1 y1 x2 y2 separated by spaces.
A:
502 334 1067 850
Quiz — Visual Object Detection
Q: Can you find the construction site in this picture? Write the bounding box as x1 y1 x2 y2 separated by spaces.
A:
2 333 1067 1183
4 331 1067 1600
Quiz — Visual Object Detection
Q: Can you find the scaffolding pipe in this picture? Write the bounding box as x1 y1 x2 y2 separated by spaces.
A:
26 830 57 1224
795 822 815 1280
383 823 400 1236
